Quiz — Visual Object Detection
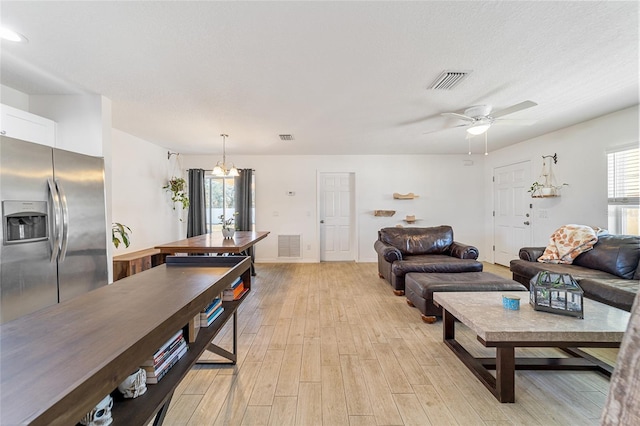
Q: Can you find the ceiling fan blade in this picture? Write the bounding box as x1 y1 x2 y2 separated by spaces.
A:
441 112 474 121
491 100 537 118
493 119 537 126
422 123 468 135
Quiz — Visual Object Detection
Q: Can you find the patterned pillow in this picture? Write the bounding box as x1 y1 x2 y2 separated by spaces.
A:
538 224 599 264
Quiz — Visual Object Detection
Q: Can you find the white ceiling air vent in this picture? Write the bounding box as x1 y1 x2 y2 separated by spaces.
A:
427 70 472 90
279 134 295 141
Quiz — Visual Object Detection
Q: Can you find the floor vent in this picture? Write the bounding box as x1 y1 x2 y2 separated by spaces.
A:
278 235 301 258
279 134 295 141
427 70 472 90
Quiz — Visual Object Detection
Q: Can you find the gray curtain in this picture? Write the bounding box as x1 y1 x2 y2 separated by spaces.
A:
187 168 206 237
235 169 253 231
235 169 255 273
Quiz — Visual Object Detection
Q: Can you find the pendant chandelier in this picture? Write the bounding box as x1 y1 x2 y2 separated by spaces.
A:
212 133 239 177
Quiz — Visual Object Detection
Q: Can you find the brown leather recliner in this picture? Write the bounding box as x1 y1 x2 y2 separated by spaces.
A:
374 226 482 295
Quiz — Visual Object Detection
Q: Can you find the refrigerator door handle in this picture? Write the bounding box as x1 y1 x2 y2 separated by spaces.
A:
47 178 62 263
56 179 70 262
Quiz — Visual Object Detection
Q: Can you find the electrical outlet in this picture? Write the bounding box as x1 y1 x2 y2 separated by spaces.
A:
538 209 548 219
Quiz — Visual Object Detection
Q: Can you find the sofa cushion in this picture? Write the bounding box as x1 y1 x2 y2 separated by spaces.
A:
578 278 639 312
510 259 617 282
573 235 640 279
392 255 482 275
379 226 453 256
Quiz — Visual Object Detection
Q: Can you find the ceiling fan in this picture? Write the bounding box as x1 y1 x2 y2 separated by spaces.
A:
425 100 538 135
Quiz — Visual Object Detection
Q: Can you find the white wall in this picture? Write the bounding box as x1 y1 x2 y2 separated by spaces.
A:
182 154 487 262
484 105 639 259
111 129 186 254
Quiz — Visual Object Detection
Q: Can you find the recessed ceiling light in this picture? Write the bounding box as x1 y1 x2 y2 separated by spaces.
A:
1 26 28 43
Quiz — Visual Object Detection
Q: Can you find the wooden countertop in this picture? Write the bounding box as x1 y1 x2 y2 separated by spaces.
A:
0 257 250 426
155 231 270 254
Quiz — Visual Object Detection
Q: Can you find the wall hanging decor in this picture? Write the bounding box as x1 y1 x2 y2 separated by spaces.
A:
529 153 568 198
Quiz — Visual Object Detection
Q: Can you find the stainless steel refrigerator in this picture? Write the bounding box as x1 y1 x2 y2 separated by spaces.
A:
0 136 108 324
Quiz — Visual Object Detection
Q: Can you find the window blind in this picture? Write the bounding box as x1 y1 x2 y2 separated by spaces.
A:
607 147 639 205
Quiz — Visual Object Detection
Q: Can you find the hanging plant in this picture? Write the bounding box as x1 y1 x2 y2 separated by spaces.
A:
163 177 190 210
112 223 132 249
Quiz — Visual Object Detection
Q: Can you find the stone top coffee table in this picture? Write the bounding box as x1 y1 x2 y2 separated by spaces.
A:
433 291 630 403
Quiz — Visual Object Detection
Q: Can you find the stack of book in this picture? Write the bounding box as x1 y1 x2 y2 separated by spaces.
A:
142 330 188 384
222 276 247 301
200 297 224 327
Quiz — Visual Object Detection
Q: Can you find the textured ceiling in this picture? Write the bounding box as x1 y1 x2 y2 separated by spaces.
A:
1 1 638 155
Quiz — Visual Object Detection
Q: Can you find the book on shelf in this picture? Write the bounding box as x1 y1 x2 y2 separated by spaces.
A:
200 297 222 318
200 305 224 327
145 342 188 384
230 276 242 289
222 282 245 301
140 330 183 367
142 336 187 373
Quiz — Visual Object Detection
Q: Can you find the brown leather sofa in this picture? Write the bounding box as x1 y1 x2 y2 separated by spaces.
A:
510 234 640 311
374 226 482 295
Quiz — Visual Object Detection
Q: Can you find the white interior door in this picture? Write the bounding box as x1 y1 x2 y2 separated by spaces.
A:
494 161 533 266
319 172 355 261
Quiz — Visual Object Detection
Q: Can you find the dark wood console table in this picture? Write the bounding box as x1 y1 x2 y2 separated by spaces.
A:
0 256 251 426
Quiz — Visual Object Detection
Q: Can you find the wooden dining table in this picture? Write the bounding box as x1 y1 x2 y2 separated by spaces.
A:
155 231 270 255
155 231 270 274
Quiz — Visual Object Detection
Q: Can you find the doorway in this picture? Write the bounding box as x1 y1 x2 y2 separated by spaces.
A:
493 161 533 266
318 172 355 261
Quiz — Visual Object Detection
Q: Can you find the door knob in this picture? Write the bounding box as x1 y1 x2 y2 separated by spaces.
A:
320 220 325 224
524 221 530 225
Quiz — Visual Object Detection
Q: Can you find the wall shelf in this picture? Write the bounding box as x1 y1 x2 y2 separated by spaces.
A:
393 192 419 200
374 210 396 217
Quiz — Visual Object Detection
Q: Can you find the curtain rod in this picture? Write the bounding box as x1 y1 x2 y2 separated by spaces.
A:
188 168 255 172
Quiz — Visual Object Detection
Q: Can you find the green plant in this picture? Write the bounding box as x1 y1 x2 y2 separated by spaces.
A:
163 177 190 210
219 212 238 230
528 182 544 193
112 223 132 249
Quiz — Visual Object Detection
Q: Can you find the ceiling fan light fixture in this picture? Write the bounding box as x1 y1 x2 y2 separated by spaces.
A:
466 123 491 136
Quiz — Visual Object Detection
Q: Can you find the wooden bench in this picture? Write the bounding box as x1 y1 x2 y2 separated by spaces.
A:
113 248 167 281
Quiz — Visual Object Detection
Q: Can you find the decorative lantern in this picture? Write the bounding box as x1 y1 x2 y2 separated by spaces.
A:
529 271 584 318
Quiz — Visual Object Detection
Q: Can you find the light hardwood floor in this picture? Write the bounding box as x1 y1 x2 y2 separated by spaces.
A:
160 262 616 425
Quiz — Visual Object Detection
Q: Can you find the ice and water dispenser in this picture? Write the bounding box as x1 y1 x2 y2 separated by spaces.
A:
2 201 48 243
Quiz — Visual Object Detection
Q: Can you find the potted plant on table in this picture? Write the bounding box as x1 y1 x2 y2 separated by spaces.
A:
219 213 238 239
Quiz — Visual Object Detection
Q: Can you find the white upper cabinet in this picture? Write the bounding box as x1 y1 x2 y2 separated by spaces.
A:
0 104 56 147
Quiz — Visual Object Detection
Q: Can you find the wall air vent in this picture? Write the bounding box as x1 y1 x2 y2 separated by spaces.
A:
427 70 472 90
278 235 301 258
279 134 295 141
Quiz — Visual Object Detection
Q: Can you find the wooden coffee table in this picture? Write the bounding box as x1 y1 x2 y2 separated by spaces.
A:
433 291 630 403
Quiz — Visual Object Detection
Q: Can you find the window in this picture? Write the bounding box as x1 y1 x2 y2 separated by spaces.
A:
607 146 639 235
204 172 255 232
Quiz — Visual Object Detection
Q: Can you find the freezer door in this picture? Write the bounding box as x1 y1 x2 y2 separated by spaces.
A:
53 148 108 302
0 136 59 324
